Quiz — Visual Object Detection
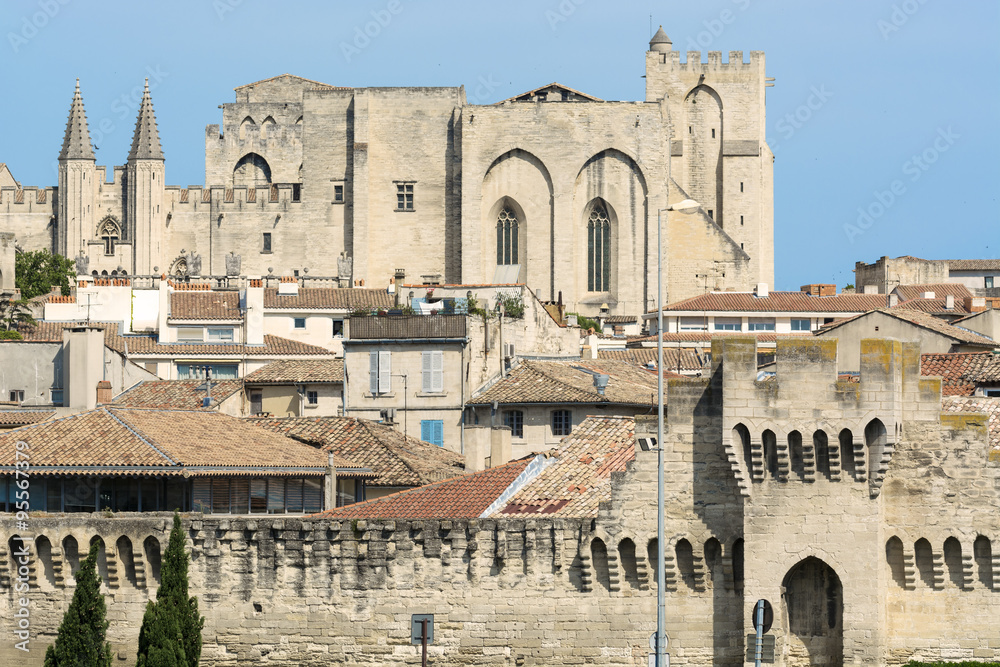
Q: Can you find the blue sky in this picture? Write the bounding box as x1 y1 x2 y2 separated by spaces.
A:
2 0 997 290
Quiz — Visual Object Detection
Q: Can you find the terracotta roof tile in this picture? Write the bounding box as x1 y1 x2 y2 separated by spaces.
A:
660 291 888 314
946 260 1000 271
314 458 532 520
819 309 996 347
244 359 344 384
921 352 1000 396
894 297 970 315
893 283 973 302
249 417 465 487
469 360 659 406
0 407 327 474
170 291 242 320
597 347 704 370
113 380 244 409
0 411 56 426
940 396 1000 451
263 288 394 310
491 416 635 518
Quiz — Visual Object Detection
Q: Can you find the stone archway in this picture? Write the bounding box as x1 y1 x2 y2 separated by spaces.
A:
782 557 843 666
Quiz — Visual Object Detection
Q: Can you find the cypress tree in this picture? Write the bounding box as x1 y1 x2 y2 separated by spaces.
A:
44 541 113 667
137 512 204 667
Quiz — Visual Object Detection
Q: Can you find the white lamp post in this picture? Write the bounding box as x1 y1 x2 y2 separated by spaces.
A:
656 195 700 666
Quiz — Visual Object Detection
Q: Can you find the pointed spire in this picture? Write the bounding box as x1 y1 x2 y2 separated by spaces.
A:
128 79 164 161
649 25 672 51
59 78 95 161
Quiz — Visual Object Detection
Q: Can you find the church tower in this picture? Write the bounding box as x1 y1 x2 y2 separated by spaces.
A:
57 80 97 262
126 79 165 275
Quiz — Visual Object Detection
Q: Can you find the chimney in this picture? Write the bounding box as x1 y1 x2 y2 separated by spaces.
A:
324 450 337 511
463 425 491 472
245 277 265 345
754 283 769 298
945 294 955 310
394 268 405 307
490 426 512 468
965 296 986 313
800 284 836 297
920 291 936 300
63 326 105 410
888 294 899 308
96 380 112 405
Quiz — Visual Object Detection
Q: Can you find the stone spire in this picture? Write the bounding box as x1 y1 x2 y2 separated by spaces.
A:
128 79 164 160
649 25 672 52
59 79 95 160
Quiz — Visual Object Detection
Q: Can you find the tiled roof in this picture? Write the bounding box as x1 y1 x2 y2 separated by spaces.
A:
244 359 344 384
659 291 888 314
490 416 635 518
893 297 970 315
169 291 242 320
818 309 996 347
263 288 394 310
629 332 807 344
249 417 465 487
947 260 1000 271
12 321 332 357
598 347 704 371
113 380 244 409
940 396 1000 451
603 315 638 324
468 360 659 406
0 411 55 426
892 284 973 302
313 458 532 520
0 407 327 475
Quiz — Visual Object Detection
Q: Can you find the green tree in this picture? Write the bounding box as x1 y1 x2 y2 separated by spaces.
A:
44 542 113 667
136 512 204 667
0 292 34 338
15 249 75 299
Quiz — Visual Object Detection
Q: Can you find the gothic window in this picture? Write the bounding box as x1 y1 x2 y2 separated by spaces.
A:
587 201 611 292
496 206 519 265
98 218 121 256
234 153 271 186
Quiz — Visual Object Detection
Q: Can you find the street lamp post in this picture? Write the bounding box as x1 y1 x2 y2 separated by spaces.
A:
656 195 699 666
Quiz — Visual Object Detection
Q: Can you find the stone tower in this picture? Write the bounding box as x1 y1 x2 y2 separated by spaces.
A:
56 80 97 261
645 27 774 290
126 79 165 275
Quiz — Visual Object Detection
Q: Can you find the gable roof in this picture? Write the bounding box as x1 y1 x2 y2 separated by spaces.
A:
263 287 395 310
597 347 704 371
659 291 889 314
468 360 659 406
0 407 328 475
498 82 603 104
113 379 244 409
248 416 465 487
892 283 973 302
244 359 344 384
490 415 635 518
170 291 242 320
817 309 996 347
893 297 970 316
234 74 342 91
313 457 534 520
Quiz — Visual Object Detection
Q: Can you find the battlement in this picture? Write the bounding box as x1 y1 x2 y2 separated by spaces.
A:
647 49 764 69
164 184 302 207
0 186 56 206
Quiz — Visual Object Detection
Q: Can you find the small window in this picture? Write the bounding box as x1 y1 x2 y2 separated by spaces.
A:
679 317 708 331
791 319 811 332
987 277 995 289
333 184 344 203
551 410 572 437
332 319 344 338
292 183 301 202
714 318 741 332
262 232 272 253
396 182 414 211
207 327 234 342
711 128 716 138
740 182 744 192
740 215 744 226
50 389 64 405
293 317 306 329
747 318 775 332
707 210 713 219
306 390 318 406
250 391 263 415
9 390 24 403
420 419 444 446
503 410 524 438
177 327 204 342
688 126 692 134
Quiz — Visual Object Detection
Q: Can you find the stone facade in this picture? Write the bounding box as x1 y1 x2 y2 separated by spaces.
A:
0 31 773 318
1 337 997 665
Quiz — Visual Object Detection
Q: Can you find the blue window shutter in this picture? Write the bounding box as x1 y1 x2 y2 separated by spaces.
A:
421 420 431 442
433 420 443 446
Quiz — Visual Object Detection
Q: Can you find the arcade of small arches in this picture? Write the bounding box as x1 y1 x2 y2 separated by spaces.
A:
726 418 897 496
2 532 162 593
886 534 999 592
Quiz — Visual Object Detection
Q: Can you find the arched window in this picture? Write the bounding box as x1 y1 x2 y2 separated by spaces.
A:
239 116 255 140
587 201 611 291
98 218 121 256
233 153 272 186
496 207 518 266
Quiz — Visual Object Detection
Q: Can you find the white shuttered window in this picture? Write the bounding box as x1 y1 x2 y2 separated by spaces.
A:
369 350 392 394
421 350 444 393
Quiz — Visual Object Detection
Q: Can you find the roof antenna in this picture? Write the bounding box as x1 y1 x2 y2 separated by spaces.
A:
649 14 652 39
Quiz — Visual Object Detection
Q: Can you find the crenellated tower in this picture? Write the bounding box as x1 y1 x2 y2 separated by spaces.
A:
126 79 165 275
56 79 98 261
646 27 774 290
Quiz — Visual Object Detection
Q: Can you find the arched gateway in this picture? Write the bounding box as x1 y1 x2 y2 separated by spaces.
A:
782 557 843 666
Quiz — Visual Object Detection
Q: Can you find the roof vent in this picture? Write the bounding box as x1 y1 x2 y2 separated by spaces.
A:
754 282 769 298
593 373 609 396
921 291 936 299
945 294 955 309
